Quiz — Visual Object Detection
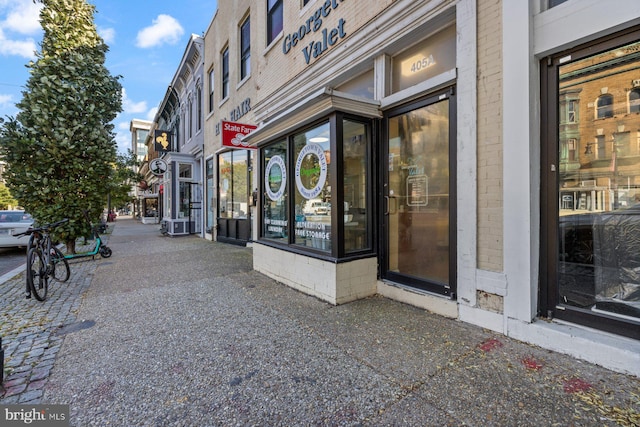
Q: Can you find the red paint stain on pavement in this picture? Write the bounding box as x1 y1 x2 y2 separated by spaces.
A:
478 338 503 352
563 377 592 393
521 357 543 370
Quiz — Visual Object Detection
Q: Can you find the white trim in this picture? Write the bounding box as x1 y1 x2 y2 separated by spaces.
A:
534 0 640 57
454 0 478 309
380 68 457 110
502 0 537 325
508 318 640 377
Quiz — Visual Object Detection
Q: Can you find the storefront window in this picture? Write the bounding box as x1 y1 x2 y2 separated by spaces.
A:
294 122 332 252
343 119 369 252
218 150 251 219
178 163 193 219
263 140 288 242
206 158 215 233
554 38 640 331
259 115 372 259
178 182 190 219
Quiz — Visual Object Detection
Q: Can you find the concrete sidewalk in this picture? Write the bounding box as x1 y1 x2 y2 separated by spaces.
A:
2 217 639 426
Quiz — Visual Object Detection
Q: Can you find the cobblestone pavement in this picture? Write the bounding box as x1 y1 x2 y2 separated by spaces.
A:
0 230 111 403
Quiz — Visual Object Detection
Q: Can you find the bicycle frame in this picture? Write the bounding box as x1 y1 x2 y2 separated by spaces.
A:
14 218 70 300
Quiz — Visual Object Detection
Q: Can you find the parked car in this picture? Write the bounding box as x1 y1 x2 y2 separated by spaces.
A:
302 199 329 215
0 210 34 248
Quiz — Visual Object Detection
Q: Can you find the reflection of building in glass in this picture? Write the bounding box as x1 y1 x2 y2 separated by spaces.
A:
559 41 640 214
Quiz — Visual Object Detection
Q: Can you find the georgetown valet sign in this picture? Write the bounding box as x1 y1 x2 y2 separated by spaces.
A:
282 0 347 64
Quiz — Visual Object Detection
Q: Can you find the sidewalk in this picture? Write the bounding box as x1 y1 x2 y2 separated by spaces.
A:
2 217 639 426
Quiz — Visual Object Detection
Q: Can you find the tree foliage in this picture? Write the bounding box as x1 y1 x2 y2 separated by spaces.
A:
108 150 143 210
0 0 122 251
0 182 19 210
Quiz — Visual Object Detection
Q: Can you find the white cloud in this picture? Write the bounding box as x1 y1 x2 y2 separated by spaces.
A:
146 107 158 121
115 130 130 155
121 88 147 114
98 26 115 44
1 0 42 35
0 93 13 106
136 14 183 48
0 30 36 57
0 1 41 58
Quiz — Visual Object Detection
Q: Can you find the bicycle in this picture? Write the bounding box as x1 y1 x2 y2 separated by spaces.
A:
14 218 70 301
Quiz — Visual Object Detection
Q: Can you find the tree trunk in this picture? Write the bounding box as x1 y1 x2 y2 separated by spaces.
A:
66 239 76 255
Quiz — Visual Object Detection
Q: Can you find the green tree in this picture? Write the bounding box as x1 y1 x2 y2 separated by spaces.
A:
0 182 19 209
107 150 143 211
0 0 122 252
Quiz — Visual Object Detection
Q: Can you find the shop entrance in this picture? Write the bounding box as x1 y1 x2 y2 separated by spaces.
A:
382 89 456 296
541 28 640 339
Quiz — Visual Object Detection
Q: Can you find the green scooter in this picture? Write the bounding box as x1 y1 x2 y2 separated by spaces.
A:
63 213 112 260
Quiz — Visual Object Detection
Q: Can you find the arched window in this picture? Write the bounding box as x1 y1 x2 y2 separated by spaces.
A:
629 88 640 113
596 94 613 119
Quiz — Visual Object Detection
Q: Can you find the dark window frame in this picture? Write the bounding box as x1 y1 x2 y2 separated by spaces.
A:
222 47 230 100
240 15 251 81
540 26 640 340
208 69 215 113
258 113 375 261
267 0 283 46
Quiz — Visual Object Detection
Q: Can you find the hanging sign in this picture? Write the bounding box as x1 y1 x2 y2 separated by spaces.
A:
150 158 168 176
221 121 257 149
154 130 172 152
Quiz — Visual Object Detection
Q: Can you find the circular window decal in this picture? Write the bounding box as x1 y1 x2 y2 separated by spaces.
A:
265 155 287 201
295 143 328 200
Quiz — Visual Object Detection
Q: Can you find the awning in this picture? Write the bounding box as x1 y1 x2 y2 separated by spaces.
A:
243 87 381 147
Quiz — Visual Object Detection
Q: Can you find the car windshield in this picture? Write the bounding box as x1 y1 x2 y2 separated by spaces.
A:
0 212 33 223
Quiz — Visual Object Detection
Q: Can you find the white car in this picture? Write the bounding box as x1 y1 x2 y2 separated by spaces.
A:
0 210 34 248
303 199 329 215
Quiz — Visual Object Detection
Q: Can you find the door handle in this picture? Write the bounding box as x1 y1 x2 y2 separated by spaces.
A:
384 195 397 215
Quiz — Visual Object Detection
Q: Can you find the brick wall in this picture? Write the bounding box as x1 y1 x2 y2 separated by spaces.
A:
477 0 503 272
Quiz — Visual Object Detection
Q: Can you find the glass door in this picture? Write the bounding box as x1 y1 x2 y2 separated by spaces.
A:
383 90 456 296
542 29 640 339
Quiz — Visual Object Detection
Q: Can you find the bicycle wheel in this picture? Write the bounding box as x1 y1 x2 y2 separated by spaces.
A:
51 246 70 282
27 248 48 301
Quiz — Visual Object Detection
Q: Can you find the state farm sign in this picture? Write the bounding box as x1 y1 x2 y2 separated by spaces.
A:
221 121 257 149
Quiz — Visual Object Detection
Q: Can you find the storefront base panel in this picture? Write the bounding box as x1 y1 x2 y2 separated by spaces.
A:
507 318 640 377
166 219 190 236
459 304 504 334
253 244 377 305
141 216 159 225
376 281 458 319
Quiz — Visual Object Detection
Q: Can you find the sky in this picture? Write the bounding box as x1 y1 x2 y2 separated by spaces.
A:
0 0 218 154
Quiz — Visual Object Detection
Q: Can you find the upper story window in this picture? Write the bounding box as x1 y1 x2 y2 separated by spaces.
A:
188 95 193 139
567 100 577 123
548 0 569 7
240 15 251 81
596 94 613 119
208 69 215 113
267 0 283 46
222 47 230 100
196 84 202 131
629 88 640 113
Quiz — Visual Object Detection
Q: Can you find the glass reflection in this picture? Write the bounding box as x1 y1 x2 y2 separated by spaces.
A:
558 40 640 320
294 122 332 252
